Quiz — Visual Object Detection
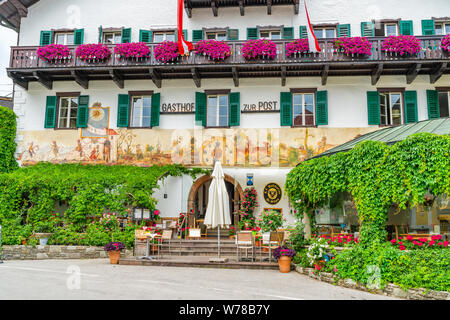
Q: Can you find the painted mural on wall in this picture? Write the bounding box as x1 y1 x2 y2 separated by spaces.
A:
17 105 376 168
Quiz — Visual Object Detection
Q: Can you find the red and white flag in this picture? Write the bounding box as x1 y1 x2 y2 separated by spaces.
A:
304 0 321 53
178 0 193 55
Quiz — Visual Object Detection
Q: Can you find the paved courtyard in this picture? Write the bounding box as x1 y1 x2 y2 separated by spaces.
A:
0 259 398 300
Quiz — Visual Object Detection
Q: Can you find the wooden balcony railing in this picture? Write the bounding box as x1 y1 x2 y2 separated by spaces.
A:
9 36 448 70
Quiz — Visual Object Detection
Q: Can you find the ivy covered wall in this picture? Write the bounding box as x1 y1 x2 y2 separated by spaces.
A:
0 106 18 173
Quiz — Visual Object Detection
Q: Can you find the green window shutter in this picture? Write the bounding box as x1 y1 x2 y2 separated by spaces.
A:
76 95 89 128
299 26 308 39
315 91 328 126
280 92 293 127
121 28 132 43
421 20 435 35
44 96 57 128
361 22 374 37
74 29 84 45
367 91 380 125
151 93 160 127
183 29 188 40
337 24 351 37
426 90 440 119
404 91 418 124
98 26 103 43
40 31 53 46
117 94 130 127
139 30 152 43
229 92 240 127
227 29 239 41
399 20 414 35
192 30 204 42
282 27 294 40
195 92 207 126
247 28 258 40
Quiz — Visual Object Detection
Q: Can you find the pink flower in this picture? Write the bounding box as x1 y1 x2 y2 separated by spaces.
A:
399 245 406 251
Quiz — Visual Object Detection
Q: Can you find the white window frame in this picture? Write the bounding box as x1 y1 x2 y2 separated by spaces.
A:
384 23 399 36
292 93 316 127
55 32 75 45
438 91 450 118
259 29 282 40
58 96 78 129
313 27 336 39
153 31 176 43
435 22 450 35
207 94 229 127
130 95 152 128
103 32 122 44
205 31 227 41
379 92 404 126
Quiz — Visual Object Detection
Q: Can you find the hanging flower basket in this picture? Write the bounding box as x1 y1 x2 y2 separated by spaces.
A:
114 42 151 60
333 37 372 56
286 39 310 57
242 39 277 60
75 43 112 63
154 41 180 63
441 34 450 56
36 44 71 63
194 40 232 61
381 35 422 57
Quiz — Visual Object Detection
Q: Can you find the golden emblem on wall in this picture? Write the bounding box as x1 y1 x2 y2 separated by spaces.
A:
263 183 282 205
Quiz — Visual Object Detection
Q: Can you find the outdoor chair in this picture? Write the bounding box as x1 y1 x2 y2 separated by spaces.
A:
157 229 173 259
262 231 284 262
236 231 255 262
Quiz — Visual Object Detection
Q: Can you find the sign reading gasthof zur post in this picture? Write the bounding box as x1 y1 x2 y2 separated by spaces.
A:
263 183 282 205
161 103 195 113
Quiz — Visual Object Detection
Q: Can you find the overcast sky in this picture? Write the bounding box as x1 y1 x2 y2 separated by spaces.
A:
0 27 17 97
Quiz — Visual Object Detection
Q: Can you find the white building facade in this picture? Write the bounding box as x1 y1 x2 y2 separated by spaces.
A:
3 0 450 227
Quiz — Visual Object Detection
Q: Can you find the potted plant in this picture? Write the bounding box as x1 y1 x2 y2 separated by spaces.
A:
104 241 125 264
286 39 310 57
154 41 180 63
272 246 296 273
242 39 277 60
254 232 262 247
333 36 372 56
75 43 112 62
228 226 236 239
35 221 55 245
36 44 71 63
194 39 232 61
441 34 450 57
114 42 151 60
381 35 422 57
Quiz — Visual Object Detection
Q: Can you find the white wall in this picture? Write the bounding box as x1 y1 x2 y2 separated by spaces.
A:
18 0 450 45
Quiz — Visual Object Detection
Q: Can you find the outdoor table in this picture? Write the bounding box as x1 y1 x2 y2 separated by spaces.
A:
139 233 159 260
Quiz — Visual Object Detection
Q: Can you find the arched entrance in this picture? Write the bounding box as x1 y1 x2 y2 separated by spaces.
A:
187 174 244 228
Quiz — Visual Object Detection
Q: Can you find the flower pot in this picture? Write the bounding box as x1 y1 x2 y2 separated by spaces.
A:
278 256 292 273
229 235 235 239
262 247 269 253
108 250 121 264
255 240 262 247
36 233 53 246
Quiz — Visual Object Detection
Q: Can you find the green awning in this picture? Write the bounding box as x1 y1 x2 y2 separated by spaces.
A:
312 117 450 159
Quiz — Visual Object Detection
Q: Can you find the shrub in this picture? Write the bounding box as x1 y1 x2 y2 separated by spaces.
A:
256 209 285 232
0 106 18 173
154 41 179 63
333 37 372 55
286 39 309 56
242 39 277 60
390 234 448 250
194 40 232 60
75 43 112 61
381 35 422 56
114 42 151 59
36 44 71 62
441 34 450 52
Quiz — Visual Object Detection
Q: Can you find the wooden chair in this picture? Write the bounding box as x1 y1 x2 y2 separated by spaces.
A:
157 230 173 259
262 231 284 262
236 231 255 262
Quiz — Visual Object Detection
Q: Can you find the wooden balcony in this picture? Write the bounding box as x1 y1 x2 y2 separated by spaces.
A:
7 36 449 91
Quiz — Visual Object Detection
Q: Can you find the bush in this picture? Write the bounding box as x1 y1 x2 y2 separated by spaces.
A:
0 106 18 173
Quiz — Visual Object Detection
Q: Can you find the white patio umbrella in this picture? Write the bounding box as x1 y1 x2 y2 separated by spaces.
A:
204 161 231 260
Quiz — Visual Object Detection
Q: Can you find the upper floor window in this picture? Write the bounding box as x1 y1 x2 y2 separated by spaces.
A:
207 94 228 127
293 93 315 127
435 22 450 35
206 31 227 41
58 96 78 129
130 95 152 128
260 29 281 40
103 32 122 44
313 27 336 39
380 92 403 126
375 22 399 37
438 91 450 118
55 32 75 45
153 31 176 43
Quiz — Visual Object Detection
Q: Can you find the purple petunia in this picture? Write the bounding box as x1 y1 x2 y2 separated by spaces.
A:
441 34 450 53
286 39 310 56
114 42 151 59
333 37 372 56
75 43 112 61
242 39 277 60
36 44 71 62
381 35 422 56
194 40 232 60
154 41 180 63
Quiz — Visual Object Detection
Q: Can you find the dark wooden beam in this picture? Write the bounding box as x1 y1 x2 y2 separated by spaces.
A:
281 66 286 87
321 65 330 85
267 0 272 15
191 67 201 88
239 0 245 16
149 68 162 88
232 67 239 87
430 62 447 84
406 63 421 84
184 0 192 18
9 0 28 17
33 71 52 90
293 0 299 14
109 70 124 89
71 70 89 89
371 63 383 85
211 0 218 17
7 71 28 90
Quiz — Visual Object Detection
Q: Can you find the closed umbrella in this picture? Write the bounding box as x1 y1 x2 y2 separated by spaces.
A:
204 161 231 260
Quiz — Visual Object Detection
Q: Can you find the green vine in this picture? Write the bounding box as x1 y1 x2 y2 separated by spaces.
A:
0 106 18 173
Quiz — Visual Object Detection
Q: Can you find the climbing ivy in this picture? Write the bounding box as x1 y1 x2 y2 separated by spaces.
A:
0 106 18 173
286 133 450 245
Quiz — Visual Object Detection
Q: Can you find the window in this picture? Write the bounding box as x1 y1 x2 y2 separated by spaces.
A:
153 32 176 43
206 31 227 41
103 32 122 44
293 93 315 126
207 94 228 127
260 30 281 40
375 22 399 36
55 32 74 45
435 22 450 35
438 91 450 118
130 95 152 128
379 92 403 126
313 28 336 39
58 97 78 129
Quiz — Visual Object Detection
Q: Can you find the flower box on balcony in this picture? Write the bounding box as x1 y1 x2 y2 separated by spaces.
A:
381 35 422 57
441 34 450 57
75 43 112 63
286 39 310 57
114 42 151 61
154 41 180 63
333 37 372 56
242 39 277 60
194 40 232 61
36 44 72 63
